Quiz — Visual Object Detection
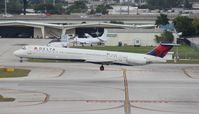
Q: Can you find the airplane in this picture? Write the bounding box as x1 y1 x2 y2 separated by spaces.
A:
47 34 70 48
14 43 177 71
46 30 106 47
72 29 108 46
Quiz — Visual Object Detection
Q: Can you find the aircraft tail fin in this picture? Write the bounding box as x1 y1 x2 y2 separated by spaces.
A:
99 29 108 41
85 33 93 38
60 34 69 42
147 43 178 58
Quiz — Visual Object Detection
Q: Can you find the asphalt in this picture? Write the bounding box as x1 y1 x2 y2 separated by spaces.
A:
0 38 199 114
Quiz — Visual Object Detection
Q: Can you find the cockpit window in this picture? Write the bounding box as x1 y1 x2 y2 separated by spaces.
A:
22 46 26 50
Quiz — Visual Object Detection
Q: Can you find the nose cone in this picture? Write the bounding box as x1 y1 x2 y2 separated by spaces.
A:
14 49 24 57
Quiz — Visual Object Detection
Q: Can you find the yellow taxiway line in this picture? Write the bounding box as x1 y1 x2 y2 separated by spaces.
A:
122 69 131 114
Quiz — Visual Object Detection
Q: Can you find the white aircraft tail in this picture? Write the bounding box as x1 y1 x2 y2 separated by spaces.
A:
147 43 178 58
85 33 93 38
98 29 108 41
60 34 69 42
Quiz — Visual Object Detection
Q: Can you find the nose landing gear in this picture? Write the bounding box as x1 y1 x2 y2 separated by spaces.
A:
100 64 104 71
20 57 23 63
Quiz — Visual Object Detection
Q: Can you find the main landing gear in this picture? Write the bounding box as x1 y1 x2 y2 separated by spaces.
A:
100 64 104 71
20 57 23 63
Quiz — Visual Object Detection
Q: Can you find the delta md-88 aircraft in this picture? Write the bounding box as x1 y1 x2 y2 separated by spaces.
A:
14 43 175 71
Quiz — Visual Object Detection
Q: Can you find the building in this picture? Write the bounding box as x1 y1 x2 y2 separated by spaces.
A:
109 6 138 15
106 28 178 46
0 21 177 46
119 0 146 5
120 0 135 3
65 0 79 4
192 2 199 9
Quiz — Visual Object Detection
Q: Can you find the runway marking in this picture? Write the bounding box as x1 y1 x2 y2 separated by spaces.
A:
0 47 13 57
63 65 122 71
42 92 50 104
182 67 199 79
127 69 180 73
182 68 193 79
0 88 49 106
45 99 199 104
131 104 199 114
7 65 66 78
77 105 124 112
57 69 65 77
122 68 131 114
17 90 50 106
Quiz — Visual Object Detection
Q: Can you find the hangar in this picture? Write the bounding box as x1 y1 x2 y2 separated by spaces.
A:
0 21 177 46
0 21 62 38
0 26 33 38
0 21 155 38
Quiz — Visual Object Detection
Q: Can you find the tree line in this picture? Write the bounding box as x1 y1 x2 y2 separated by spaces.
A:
145 0 192 10
1 0 192 15
0 0 112 15
155 14 199 43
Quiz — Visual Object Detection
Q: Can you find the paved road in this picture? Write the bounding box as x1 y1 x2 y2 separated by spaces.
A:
0 39 199 114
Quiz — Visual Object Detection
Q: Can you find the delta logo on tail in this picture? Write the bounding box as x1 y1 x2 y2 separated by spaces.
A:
147 43 178 58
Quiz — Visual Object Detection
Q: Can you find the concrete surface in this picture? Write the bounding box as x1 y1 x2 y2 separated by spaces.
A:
0 39 199 114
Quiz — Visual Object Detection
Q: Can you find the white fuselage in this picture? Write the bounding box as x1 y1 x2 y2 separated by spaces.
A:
73 37 103 44
47 42 68 48
73 31 107 45
14 45 166 65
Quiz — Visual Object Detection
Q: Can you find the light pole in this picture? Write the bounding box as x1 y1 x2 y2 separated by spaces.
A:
53 0 55 6
23 0 27 15
4 0 7 16
128 0 130 15
44 0 47 13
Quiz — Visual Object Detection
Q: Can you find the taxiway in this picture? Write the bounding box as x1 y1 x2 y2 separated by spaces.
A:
0 39 199 114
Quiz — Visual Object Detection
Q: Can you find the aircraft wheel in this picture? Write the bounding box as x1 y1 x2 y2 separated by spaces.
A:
100 65 104 71
20 57 23 63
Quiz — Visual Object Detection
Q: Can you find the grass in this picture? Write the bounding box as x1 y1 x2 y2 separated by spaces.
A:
0 68 30 78
171 45 199 59
0 95 15 102
167 59 199 64
74 44 199 59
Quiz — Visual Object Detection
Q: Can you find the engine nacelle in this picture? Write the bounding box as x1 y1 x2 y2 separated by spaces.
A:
145 56 167 63
127 56 147 65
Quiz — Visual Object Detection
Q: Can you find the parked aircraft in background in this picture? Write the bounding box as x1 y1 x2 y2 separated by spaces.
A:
72 29 108 46
46 30 108 47
14 43 176 71
47 35 70 48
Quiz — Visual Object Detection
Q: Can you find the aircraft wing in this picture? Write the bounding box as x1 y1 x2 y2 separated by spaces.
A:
96 37 104 42
62 23 156 29
103 23 156 28
135 24 156 28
